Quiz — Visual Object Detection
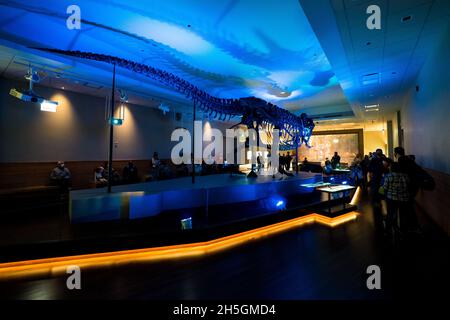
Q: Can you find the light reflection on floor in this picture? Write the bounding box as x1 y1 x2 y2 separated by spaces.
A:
0 194 448 300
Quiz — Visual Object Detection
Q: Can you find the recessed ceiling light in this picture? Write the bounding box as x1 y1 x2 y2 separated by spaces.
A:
401 15 413 23
364 104 379 109
361 72 380 86
61 86 65 90
365 108 379 112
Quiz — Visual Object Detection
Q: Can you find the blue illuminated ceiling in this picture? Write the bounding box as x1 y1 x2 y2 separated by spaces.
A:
0 0 351 115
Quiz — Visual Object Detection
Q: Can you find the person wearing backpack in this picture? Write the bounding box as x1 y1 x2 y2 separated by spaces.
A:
394 147 435 234
381 162 410 236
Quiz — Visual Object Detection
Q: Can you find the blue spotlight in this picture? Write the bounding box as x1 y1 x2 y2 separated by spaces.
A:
109 117 123 126
342 181 348 185
265 195 286 211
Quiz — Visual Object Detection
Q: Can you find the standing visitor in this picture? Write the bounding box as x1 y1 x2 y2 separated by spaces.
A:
394 147 434 233
331 152 341 169
381 162 410 236
368 149 386 203
350 154 363 186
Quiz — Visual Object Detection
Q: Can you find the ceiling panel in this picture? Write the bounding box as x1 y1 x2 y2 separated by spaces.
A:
301 0 450 118
388 0 431 13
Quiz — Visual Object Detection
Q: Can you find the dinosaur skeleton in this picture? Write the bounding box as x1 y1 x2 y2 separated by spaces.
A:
34 48 315 149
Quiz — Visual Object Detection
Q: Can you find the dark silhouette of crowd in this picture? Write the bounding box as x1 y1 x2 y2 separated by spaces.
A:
279 152 293 173
361 147 435 238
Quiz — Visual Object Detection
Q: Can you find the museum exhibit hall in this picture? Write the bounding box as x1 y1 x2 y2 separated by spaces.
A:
0 0 448 309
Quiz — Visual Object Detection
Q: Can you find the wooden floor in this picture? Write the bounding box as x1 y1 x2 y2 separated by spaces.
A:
0 192 448 300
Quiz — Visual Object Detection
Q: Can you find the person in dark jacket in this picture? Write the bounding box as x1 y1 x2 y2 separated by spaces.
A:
331 152 341 169
123 161 139 184
361 155 370 191
50 161 72 189
368 149 386 202
394 147 426 233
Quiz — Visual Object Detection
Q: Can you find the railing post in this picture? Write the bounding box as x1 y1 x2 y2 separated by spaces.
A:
107 63 116 193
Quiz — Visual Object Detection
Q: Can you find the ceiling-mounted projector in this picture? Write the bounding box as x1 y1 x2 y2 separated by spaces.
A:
9 67 59 112
9 88 59 112
9 88 45 104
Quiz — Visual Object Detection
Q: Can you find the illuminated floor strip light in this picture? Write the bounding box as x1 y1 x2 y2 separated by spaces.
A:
0 212 358 281
350 186 361 206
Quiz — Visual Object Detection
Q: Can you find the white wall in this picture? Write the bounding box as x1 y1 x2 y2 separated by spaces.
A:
0 77 230 163
364 130 387 155
400 22 450 234
401 23 450 174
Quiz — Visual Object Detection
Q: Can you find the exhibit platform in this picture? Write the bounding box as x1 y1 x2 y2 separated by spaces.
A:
0 173 358 264
69 172 323 223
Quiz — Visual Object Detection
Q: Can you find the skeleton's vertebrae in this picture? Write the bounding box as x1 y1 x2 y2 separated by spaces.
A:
35 48 314 148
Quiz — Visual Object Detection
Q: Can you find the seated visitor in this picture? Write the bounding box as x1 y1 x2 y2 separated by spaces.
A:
50 161 72 189
94 166 108 187
103 162 121 184
145 152 163 181
302 157 308 165
331 152 341 169
151 152 160 168
122 161 139 184
323 158 333 175
173 151 189 177
160 163 175 179
176 163 189 177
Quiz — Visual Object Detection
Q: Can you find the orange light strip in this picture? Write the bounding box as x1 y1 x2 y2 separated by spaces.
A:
0 212 358 281
350 186 361 206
